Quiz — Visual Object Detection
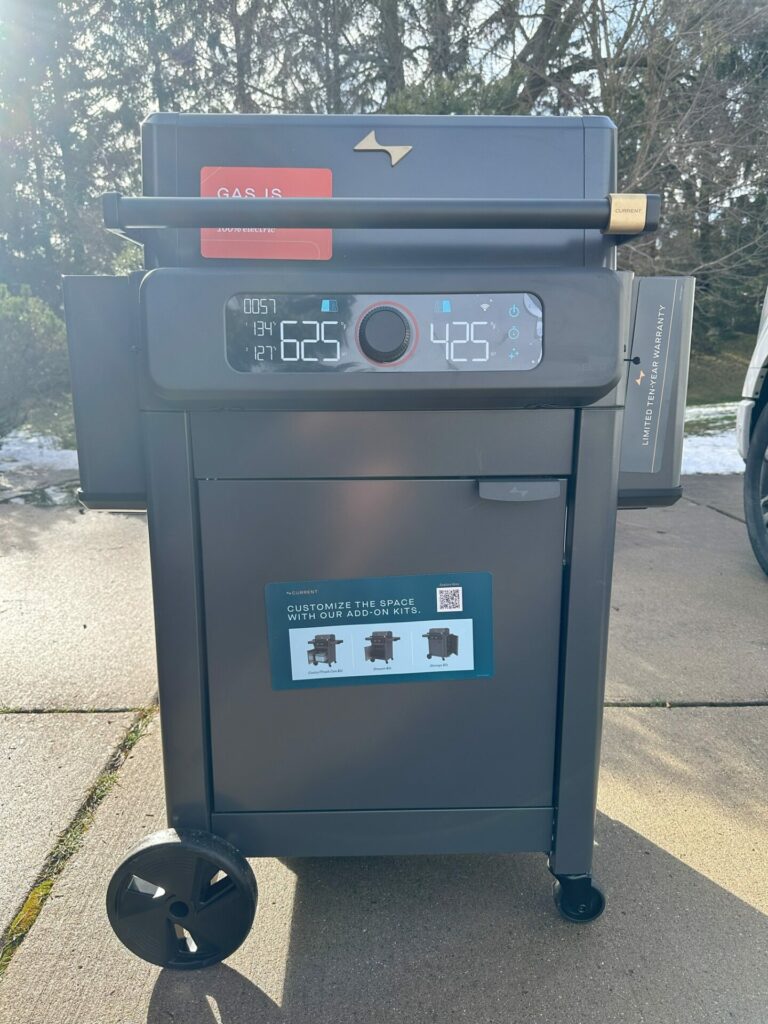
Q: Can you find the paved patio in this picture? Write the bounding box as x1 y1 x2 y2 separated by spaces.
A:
0 475 765 1022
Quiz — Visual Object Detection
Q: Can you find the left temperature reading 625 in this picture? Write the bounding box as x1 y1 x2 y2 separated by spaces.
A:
277 320 341 362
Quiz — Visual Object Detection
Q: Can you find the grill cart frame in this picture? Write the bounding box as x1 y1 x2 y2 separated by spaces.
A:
62 113 694 969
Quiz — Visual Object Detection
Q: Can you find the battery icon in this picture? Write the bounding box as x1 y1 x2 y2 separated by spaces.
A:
321 298 338 313
435 299 452 313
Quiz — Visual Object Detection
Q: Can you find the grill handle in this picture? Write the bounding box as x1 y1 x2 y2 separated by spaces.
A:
478 480 564 502
102 193 660 236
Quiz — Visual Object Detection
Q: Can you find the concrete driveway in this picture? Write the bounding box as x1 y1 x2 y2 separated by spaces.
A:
0 475 765 1023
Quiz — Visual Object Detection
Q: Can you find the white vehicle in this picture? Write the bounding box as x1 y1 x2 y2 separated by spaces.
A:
737 290 768 574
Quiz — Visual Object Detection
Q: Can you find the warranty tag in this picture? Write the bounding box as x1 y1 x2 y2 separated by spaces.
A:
200 166 333 260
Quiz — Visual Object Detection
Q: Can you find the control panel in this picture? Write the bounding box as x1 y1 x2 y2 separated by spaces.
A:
142 267 629 408
225 292 543 373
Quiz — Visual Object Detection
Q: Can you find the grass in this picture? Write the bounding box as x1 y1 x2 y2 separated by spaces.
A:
686 333 754 406
0 703 157 980
0 706 143 714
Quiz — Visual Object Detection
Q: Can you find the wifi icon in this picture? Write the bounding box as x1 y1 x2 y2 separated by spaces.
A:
480 302 490 311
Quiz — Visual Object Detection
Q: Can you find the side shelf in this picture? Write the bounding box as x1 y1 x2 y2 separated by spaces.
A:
618 276 695 508
63 275 146 510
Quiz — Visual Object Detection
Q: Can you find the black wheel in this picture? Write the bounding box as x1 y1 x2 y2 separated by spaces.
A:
744 403 768 576
553 875 605 923
106 828 256 970
427 654 432 659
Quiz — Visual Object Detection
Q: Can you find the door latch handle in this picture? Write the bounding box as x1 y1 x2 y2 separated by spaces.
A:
478 479 563 502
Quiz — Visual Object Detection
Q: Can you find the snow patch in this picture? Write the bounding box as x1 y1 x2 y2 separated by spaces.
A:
682 402 742 476
682 432 743 475
0 427 78 473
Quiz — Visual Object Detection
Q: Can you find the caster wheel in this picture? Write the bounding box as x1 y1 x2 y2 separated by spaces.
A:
427 655 432 659
553 875 605 923
106 828 257 969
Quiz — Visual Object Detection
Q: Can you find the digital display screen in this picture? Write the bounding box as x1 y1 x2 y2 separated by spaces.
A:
225 292 543 373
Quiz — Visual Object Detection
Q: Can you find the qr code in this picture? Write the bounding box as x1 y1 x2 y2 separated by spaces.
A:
436 586 463 613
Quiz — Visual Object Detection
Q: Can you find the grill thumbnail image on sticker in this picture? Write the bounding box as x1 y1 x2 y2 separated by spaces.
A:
364 631 400 664
423 627 459 660
307 634 343 666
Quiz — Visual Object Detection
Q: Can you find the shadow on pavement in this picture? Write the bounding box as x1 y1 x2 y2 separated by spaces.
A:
148 964 281 1023
0 504 145 555
0 505 80 554
146 814 767 1024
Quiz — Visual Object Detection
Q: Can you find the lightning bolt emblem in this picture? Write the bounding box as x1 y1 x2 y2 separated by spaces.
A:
635 369 646 385
353 131 412 167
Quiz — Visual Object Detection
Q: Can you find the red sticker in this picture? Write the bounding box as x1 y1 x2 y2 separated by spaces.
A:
200 166 332 260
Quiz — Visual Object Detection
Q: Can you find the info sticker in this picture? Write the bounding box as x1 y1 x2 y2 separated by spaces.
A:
200 166 333 261
265 572 494 691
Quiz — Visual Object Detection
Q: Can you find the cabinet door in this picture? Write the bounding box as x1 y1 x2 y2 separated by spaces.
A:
200 478 566 812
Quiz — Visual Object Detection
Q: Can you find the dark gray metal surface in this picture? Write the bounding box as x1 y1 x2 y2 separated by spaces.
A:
618 276 695 507
143 412 212 831
212 807 553 857
199 477 567 814
63 276 145 509
140 267 631 409
584 120 619 270
550 409 622 876
190 410 574 480
141 113 616 270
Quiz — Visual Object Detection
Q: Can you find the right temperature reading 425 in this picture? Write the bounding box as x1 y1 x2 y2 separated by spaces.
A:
430 321 490 363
